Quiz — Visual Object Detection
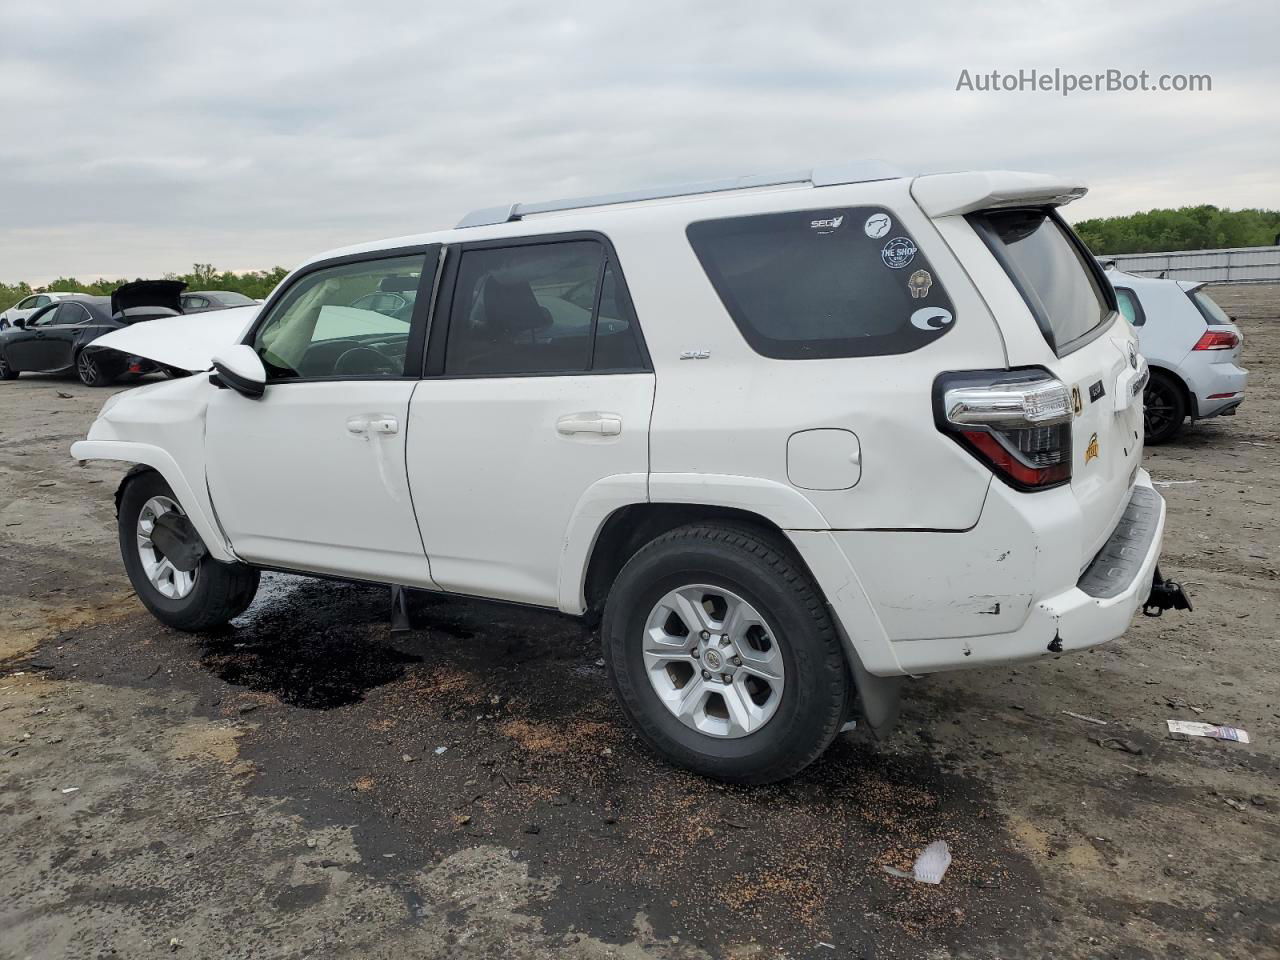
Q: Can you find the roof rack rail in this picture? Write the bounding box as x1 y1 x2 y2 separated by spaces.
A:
456 160 905 228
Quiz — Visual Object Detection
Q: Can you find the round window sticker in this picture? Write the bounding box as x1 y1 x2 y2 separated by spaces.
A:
881 237 917 269
910 306 954 331
864 212 892 238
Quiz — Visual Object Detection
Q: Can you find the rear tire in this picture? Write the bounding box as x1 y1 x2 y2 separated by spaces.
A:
1143 371 1186 444
602 523 850 785
0 354 17 380
118 471 259 631
76 349 114 387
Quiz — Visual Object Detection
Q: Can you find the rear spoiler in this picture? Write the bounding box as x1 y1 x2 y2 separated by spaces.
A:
910 171 1088 218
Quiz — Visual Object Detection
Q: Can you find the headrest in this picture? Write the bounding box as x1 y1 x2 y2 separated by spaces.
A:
483 276 550 336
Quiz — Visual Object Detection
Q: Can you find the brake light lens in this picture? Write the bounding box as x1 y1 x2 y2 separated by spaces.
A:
935 370 1073 490
1192 330 1239 351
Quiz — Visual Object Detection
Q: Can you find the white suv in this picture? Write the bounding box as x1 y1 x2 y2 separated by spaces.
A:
71 164 1189 783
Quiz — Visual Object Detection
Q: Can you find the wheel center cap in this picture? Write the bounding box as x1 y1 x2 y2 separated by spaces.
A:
703 648 723 671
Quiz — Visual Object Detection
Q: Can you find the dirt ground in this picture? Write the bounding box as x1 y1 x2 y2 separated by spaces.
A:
2 286 1278 960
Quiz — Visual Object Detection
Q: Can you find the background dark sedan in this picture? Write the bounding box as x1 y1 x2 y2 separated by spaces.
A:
0 281 184 386
180 290 258 313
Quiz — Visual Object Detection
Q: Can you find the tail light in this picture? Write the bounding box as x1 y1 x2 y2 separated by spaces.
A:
935 369 1073 490
1192 330 1239 351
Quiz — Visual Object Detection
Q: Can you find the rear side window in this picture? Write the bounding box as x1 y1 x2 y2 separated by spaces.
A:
977 209 1113 353
1188 288 1231 325
686 208 955 360
1114 287 1145 327
444 240 646 376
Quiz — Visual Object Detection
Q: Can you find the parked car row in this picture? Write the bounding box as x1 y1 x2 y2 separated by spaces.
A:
0 284 262 386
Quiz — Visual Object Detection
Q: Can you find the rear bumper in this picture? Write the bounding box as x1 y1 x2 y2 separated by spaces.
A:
793 472 1166 677
1189 359 1247 419
889 478 1165 673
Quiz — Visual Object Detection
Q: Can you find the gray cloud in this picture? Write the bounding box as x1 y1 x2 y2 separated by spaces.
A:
0 0 1276 282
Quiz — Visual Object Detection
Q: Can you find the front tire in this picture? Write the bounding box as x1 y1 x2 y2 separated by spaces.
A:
76 349 114 387
118 471 259 631
0 353 17 380
602 523 850 785
1143 371 1187 444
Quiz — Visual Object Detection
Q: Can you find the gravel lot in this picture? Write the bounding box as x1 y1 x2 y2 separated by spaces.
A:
2 286 1278 959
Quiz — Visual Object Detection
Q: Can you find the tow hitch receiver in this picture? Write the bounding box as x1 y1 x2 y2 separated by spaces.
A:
1143 567 1192 617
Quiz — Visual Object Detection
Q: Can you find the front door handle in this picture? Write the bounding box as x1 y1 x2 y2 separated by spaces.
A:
346 415 399 437
556 412 622 436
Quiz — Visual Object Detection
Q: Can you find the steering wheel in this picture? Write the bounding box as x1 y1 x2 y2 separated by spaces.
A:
333 346 399 376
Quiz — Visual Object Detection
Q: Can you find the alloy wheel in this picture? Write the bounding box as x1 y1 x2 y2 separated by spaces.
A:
1143 379 1178 437
77 351 99 385
642 584 785 738
136 496 198 599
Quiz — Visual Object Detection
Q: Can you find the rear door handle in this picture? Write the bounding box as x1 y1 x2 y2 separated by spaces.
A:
556 412 622 436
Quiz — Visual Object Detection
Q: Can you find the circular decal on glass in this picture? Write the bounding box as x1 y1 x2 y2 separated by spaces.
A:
910 306 954 331
881 236 918 269
864 212 892 238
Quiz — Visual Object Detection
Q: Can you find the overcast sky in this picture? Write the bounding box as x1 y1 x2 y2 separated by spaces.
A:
1 0 1275 283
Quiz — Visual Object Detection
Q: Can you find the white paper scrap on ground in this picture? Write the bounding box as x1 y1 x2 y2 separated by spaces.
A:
912 840 952 884
1166 720 1250 743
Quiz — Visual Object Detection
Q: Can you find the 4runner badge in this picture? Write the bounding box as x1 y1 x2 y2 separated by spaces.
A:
1085 432 1100 464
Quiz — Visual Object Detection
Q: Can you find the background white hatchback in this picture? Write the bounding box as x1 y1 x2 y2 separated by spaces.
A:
0 291 77 330
1105 268 1248 443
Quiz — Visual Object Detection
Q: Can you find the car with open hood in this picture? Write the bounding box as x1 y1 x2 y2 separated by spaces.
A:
1104 267 1248 443
70 164 1190 783
0 280 186 385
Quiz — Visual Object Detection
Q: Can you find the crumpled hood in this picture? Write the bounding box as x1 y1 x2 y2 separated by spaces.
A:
84 304 259 372
111 279 187 316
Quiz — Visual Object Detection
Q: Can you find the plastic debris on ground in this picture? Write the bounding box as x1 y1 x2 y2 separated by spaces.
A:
1166 720 1250 744
1063 710 1108 725
882 840 952 885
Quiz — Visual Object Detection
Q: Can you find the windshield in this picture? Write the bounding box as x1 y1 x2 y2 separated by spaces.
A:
979 209 1113 353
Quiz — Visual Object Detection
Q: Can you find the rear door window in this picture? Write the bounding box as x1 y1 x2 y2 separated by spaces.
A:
976 209 1114 353
443 240 648 376
686 207 955 360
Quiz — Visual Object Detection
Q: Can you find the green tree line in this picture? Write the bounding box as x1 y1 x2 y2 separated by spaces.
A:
0 263 290 310
1074 205 1280 255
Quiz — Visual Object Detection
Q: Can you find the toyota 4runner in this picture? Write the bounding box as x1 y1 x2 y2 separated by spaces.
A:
72 162 1190 783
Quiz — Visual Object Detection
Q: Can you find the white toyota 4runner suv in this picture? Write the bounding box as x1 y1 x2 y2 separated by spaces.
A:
72 163 1190 784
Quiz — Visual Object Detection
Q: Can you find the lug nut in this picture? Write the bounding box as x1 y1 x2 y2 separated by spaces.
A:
692 649 701 658
719 635 730 647
721 673 732 684
731 656 742 667
701 669 712 680
700 630 710 641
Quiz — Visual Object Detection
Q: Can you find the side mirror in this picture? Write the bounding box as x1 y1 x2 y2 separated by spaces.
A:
14 318 26 329
210 344 267 399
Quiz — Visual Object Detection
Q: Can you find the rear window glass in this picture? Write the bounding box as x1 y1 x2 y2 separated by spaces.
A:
686 207 956 360
1188 289 1231 325
979 210 1112 352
